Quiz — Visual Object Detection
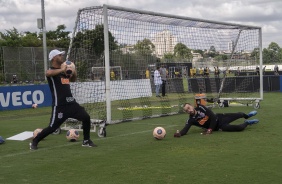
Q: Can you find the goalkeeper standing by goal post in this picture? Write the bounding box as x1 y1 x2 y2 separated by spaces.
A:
29 49 97 150
174 103 259 137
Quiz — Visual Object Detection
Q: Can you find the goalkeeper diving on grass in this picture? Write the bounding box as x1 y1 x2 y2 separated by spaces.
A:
174 103 259 137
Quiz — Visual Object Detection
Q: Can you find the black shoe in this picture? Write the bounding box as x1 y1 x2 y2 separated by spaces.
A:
29 142 38 150
82 139 97 147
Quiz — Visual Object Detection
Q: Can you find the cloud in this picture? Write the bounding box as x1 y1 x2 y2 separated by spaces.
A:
0 0 281 48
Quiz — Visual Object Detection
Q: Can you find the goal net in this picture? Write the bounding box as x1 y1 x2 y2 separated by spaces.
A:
68 5 263 124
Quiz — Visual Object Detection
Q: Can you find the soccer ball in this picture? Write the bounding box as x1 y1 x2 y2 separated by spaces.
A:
153 127 166 140
32 104 38 108
33 128 43 138
66 129 79 142
65 61 75 77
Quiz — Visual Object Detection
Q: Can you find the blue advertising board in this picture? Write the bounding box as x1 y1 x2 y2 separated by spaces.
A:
0 84 52 111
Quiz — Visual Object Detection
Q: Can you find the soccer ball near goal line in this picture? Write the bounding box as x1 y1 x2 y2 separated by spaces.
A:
66 129 79 142
153 127 166 140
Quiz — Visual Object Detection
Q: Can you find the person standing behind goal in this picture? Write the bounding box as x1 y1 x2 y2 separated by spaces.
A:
160 65 167 97
29 49 97 150
154 66 162 97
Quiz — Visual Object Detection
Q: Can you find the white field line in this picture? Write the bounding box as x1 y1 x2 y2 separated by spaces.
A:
0 124 178 159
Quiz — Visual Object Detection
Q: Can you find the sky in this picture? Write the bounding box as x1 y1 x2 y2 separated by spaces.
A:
0 0 281 49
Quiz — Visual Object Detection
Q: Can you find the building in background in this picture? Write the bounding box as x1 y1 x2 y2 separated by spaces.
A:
152 30 177 58
228 40 234 52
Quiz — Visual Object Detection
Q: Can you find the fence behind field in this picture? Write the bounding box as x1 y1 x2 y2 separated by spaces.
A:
1 47 65 84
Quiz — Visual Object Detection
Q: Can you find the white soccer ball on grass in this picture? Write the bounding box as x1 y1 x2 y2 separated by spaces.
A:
66 129 79 142
153 127 166 140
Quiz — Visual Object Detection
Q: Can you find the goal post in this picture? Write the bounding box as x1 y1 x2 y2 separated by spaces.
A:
68 4 263 125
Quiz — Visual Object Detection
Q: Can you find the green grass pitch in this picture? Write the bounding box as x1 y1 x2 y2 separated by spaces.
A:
0 92 281 184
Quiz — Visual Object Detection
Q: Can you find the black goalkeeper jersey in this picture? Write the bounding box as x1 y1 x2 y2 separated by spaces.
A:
47 68 76 106
180 105 218 135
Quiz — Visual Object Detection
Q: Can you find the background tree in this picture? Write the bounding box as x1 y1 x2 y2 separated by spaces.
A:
259 42 282 64
21 31 41 47
72 24 118 58
262 48 272 64
0 26 71 48
193 49 204 56
163 53 174 60
204 45 218 58
134 38 155 55
0 28 22 47
268 42 280 51
251 47 260 62
173 43 192 61
43 24 70 48
214 54 228 62
267 42 281 63
209 45 216 53
70 24 119 79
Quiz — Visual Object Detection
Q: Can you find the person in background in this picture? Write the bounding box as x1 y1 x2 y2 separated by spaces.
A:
256 66 260 75
274 65 279 75
214 66 220 78
175 69 180 78
204 67 209 77
125 69 129 79
263 66 266 75
193 67 197 78
160 65 167 97
199 67 203 77
145 68 150 79
190 67 194 78
154 66 162 97
236 67 240 76
110 69 116 80
12 75 18 84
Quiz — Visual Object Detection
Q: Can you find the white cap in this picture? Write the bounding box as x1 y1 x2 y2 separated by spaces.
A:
49 49 65 61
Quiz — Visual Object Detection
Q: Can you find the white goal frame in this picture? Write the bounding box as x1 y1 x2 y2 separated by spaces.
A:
68 4 263 124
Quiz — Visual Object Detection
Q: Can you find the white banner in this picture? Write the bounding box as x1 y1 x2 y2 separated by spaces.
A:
70 79 152 104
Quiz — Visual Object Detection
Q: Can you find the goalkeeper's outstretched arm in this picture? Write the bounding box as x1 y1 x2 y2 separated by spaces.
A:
174 120 193 137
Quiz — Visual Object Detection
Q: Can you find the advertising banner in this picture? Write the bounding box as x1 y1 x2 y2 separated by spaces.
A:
0 85 52 111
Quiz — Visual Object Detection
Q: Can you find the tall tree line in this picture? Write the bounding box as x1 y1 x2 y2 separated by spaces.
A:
0 24 282 82
0 25 70 48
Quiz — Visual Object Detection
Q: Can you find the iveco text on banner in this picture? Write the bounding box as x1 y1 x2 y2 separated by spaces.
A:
0 85 52 110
